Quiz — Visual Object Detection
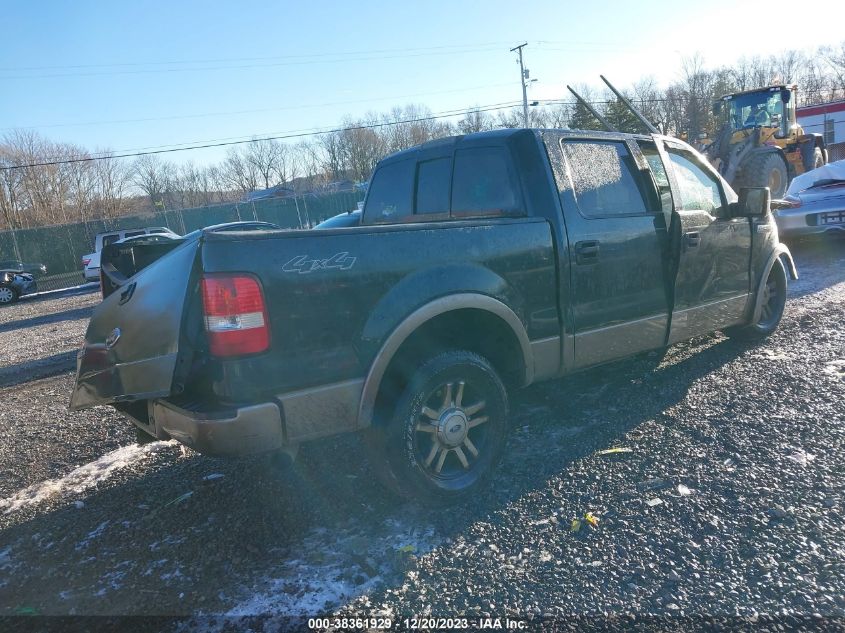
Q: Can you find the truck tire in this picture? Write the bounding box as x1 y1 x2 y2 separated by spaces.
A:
740 152 788 198
0 285 19 306
724 259 787 342
367 350 508 503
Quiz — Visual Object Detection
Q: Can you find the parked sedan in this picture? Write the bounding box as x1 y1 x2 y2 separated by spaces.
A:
0 270 37 305
773 160 845 238
0 260 47 277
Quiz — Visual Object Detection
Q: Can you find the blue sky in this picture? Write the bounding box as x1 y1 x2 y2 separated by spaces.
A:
1 0 842 165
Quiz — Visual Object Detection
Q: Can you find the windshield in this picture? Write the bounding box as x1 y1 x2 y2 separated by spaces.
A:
724 91 784 133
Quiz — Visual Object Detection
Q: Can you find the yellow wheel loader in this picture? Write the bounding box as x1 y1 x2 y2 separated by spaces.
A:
703 85 828 198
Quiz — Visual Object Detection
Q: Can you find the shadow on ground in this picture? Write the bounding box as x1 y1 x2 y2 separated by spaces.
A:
0 306 93 335
0 333 746 618
0 351 77 388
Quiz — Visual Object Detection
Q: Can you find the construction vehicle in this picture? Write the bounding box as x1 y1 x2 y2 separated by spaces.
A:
703 85 828 197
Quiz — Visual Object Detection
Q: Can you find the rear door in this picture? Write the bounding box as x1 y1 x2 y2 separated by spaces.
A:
557 137 672 368
659 140 751 343
70 238 200 410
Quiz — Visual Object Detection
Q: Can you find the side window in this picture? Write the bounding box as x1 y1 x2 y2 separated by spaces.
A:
638 141 674 214
666 149 724 214
415 157 451 215
363 160 414 223
101 234 121 248
451 147 519 215
562 140 648 217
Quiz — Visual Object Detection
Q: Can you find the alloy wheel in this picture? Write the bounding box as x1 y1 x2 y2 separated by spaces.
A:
413 380 491 481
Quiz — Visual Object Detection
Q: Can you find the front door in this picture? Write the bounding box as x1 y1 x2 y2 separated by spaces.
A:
659 140 751 343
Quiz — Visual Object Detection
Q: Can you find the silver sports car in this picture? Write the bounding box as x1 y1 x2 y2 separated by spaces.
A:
773 160 845 238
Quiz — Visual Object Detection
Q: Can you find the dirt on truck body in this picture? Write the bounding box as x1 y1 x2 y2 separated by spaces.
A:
71 128 797 503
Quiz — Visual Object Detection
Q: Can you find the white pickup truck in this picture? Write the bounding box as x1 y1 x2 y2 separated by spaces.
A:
82 227 179 281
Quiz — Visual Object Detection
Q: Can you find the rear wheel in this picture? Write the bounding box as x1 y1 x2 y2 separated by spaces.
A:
0 285 19 306
724 260 787 342
367 350 509 503
740 153 788 198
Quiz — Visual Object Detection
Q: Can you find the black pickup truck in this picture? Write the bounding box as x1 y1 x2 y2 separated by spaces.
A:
70 129 797 502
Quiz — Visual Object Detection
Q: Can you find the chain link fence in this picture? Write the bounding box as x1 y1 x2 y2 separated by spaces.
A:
0 191 363 293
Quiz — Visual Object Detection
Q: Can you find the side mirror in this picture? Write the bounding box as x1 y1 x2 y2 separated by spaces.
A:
734 187 771 217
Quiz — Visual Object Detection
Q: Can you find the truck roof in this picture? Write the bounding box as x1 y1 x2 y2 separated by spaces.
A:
717 85 793 100
379 128 658 165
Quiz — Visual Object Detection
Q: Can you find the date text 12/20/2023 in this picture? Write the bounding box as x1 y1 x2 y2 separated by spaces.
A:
307 616 529 629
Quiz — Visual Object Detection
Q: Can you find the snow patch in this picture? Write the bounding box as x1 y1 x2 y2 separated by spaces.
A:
823 359 845 380
76 521 109 551
755 349 790 361
0 441 176 514
224 514 439 617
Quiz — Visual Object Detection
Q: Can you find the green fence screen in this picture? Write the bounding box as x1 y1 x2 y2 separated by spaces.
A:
0 191 363 291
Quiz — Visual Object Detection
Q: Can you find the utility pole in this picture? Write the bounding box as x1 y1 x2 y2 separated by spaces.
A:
510 42 529 127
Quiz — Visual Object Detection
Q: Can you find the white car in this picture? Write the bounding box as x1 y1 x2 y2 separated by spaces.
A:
81 227 179 281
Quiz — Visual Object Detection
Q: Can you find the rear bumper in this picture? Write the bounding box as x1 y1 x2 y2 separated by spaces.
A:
147 399 285 456
775 209 845 236
129 378 365 456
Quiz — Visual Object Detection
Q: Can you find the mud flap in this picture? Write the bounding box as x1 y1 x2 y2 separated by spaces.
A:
69 238 201 410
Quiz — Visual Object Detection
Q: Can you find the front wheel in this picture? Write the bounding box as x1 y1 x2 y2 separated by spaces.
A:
367 350 509 503
724 260 787 342
741 153 788 198
0 285 19 306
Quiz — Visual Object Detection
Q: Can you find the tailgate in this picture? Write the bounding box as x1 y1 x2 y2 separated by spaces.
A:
69 239 200 410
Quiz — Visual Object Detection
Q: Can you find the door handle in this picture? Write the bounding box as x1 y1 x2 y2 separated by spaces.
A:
684 231 701 248
575 240 600 265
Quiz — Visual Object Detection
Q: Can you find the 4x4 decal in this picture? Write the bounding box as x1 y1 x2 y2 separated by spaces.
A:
282 252 356 274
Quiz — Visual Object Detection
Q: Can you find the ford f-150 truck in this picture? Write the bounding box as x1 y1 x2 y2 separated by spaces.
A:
70 129 797 502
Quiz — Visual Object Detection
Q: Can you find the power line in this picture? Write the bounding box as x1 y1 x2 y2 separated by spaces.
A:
2 81 516 131
0 101 522 171
0 41 516 72
0 40 642 75
0 46 511 80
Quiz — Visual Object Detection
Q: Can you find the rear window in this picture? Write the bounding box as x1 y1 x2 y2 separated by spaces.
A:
415 157 451 215
451 147 519 215
562 140 648 217
363 160 414 223
101 234 121 248
124 230 145 239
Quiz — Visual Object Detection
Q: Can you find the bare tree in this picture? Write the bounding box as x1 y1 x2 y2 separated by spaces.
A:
96 153 132 219
457 108 493 134
338 114 386 182
220 148 258 197
244 138 283 190
0 144 25 231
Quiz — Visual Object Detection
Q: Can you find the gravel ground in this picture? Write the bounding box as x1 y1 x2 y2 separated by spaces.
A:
0 239 843 629
0 289 98 383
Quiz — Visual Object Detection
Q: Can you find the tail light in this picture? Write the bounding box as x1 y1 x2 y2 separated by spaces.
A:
82 258 91 267
201 275 270 357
